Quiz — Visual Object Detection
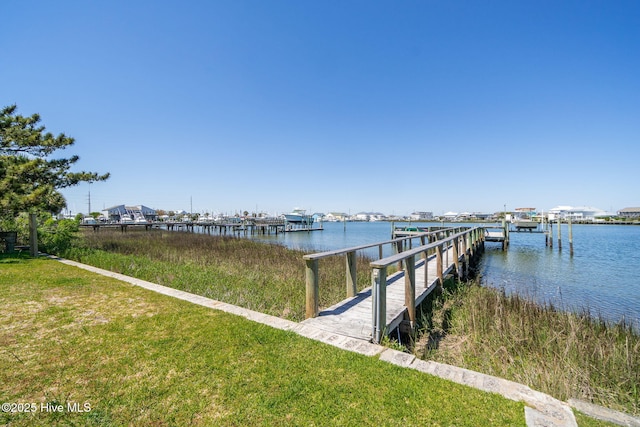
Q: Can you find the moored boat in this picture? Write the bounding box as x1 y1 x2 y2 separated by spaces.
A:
512 207 539 230
283 208 314 224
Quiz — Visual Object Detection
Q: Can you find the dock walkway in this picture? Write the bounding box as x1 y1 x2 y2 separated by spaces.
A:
302 227 486 343
302 245 459 341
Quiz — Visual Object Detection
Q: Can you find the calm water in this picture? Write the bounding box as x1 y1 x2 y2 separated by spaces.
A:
234 221 639 329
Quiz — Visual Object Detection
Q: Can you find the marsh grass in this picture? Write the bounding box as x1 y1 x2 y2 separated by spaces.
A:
38 229 640 420
416 280 640 417
0 256 526 426
62 229 372 322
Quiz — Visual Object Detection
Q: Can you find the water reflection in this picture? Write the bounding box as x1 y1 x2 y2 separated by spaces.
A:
480 225 640 330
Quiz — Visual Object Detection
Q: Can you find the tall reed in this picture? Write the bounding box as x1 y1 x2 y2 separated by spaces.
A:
419 282 639 416
63 229 371 322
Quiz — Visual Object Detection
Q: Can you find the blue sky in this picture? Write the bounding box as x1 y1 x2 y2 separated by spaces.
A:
3 1 639 216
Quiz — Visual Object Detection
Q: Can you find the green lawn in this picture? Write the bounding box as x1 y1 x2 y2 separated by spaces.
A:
0 255 525 426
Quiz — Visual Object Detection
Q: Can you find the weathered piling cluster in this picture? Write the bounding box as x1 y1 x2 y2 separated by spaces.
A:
483 216 575 256
545 216 574 255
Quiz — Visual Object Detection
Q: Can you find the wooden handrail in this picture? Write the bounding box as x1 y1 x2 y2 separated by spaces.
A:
369 228 472 268
303 234 429 261
370 227 485 343
304 226 470 319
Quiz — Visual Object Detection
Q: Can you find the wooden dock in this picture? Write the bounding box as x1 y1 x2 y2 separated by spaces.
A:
302 248 457 341
302 227 486 343
79 217 323 235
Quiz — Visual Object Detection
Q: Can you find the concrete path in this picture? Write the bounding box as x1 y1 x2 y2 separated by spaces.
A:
52 256 636 427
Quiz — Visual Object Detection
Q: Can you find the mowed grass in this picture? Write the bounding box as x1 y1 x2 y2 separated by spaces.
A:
0 255 525 426
63 229 372 322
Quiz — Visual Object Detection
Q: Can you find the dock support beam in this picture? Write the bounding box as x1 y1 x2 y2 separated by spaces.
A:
436 243 443 289
422 248 429 287
557 217 562 250
372 267 387 344
568 216 574 256
461 234 468 279
453 237 460 278
305 259 319 319
404 254 416 328
346 251 357 297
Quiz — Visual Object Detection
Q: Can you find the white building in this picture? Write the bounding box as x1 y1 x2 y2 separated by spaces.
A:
548 206 609 221
103 205 157 223
618 207 640 218
324 212 349 222
353 211 386 221
353 212 370 221
410 211 433 220
443 212 458 220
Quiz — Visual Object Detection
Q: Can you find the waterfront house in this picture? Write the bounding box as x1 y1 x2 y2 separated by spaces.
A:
410 212 433 220
103 205 157 223
548 205 609 221
324 212 349 222
441 212 458 221
353 212 386 221
617 207 640 218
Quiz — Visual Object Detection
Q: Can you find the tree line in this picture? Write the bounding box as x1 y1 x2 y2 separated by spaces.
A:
1 104 109 252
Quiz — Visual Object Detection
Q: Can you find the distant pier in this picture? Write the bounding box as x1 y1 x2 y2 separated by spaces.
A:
79 217 323 235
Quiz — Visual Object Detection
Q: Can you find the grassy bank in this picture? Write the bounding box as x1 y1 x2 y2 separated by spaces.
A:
416 280 640 417
0 255 525 426
52 229 638 421
63 229 372 322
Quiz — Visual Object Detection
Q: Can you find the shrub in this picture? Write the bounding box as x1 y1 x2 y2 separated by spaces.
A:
38 217 79 254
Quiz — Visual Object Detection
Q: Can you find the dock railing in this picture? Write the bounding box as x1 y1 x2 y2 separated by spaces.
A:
483 220 509 250
368 226 485 342
302 226 473 320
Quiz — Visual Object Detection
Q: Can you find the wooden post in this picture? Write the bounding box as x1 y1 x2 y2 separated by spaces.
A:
557 217 562 250
423 248 429 287
428 233 434 257
568 216 574 256
396 240 404 270
501 218 507 250
29 213 38 257
346 251 357 297
404 254 416 327
545 219 549 246
505 220 510 247
549 222 553 248
372 267 387 344
305 259 319 319
461 232 468 279
453 237 460 278
445 236 450 267
436 244 443 289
